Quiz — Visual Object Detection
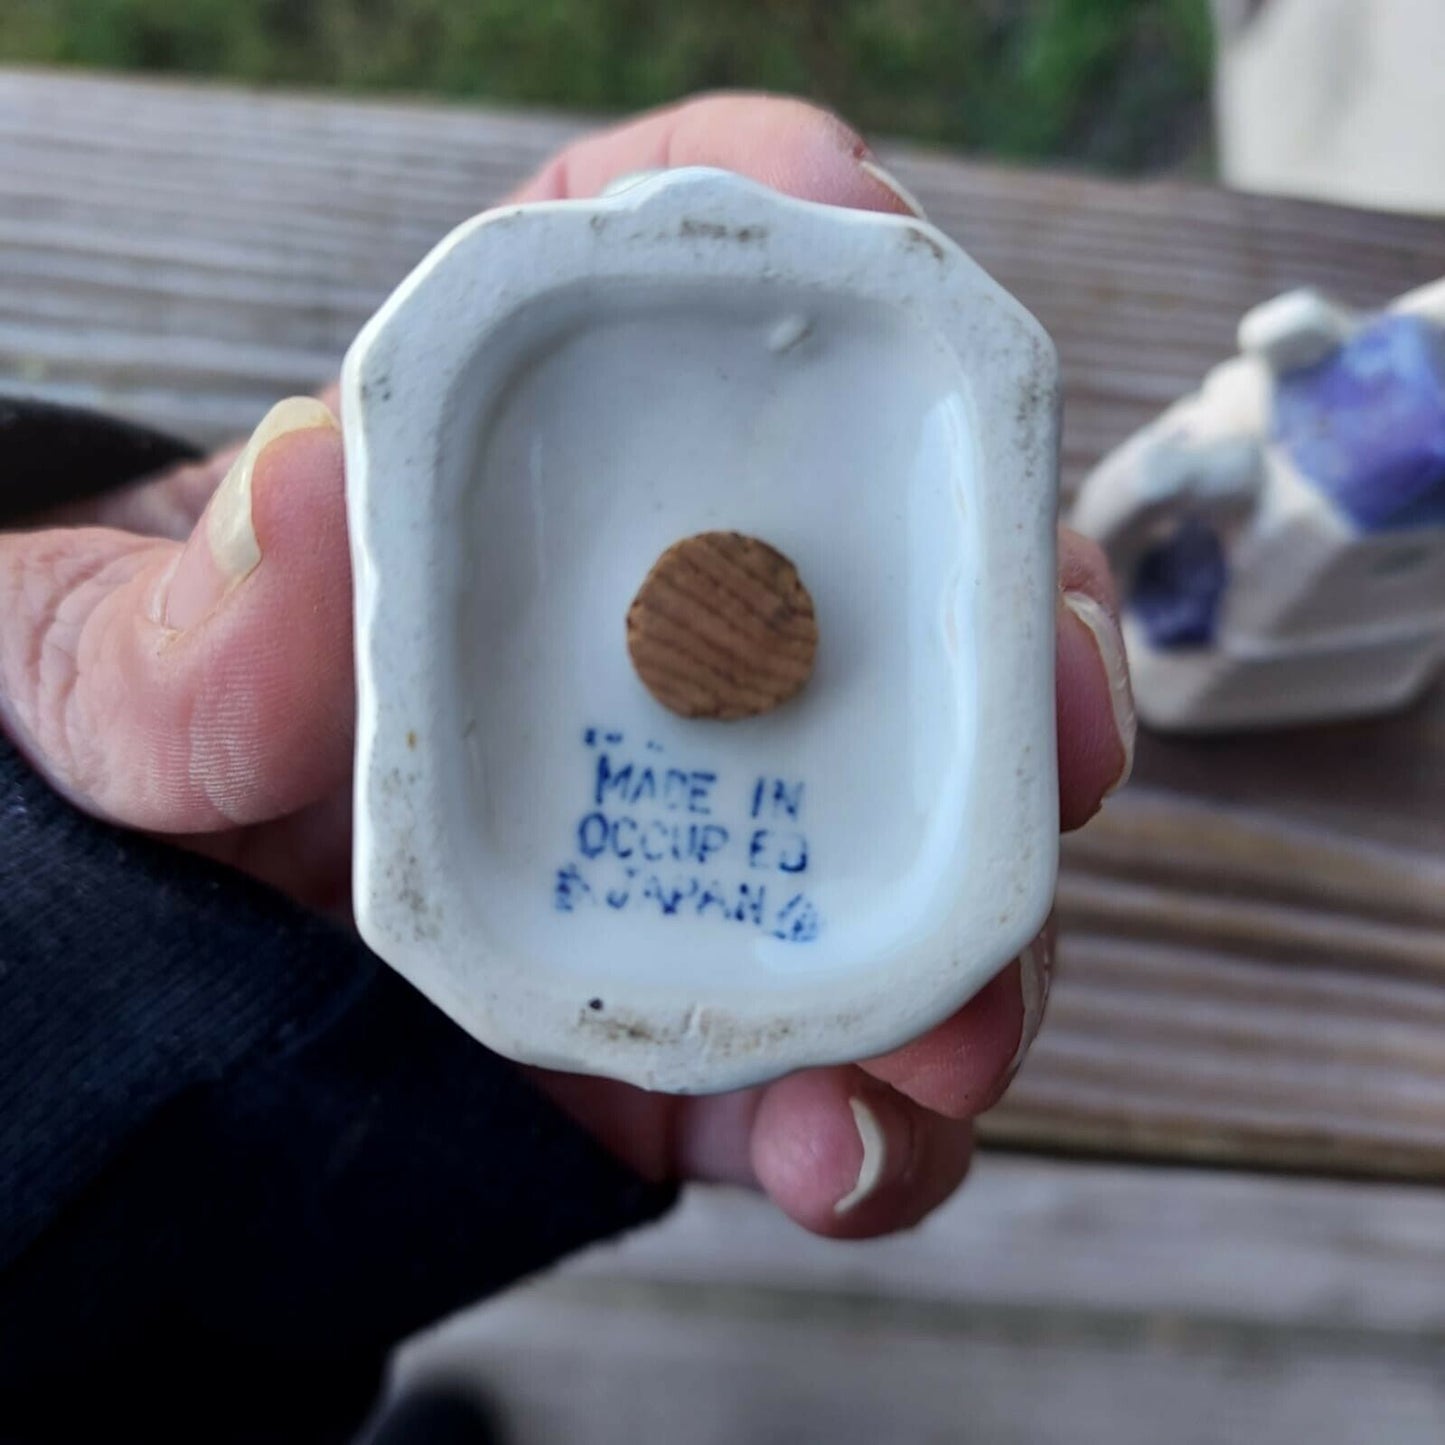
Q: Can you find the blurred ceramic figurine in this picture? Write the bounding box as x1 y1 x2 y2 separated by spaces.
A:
1071 278 1445 730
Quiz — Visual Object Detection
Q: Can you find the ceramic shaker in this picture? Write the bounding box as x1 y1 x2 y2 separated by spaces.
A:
1072 281 1445 731
344 168 1060 1091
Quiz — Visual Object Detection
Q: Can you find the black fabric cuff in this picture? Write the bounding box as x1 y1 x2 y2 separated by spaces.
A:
0 730 675 1442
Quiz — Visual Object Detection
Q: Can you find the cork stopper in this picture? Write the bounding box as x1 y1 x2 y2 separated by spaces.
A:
626 531 818 720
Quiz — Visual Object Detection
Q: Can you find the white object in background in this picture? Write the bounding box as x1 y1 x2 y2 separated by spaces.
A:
1072 279 1445 732
343 168 1060 1093
1213 0 1445 216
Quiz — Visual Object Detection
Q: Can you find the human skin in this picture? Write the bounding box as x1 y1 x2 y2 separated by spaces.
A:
0 94 1134 1241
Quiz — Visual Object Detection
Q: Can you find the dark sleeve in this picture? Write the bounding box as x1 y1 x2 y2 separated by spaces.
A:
0 394 200 525
0 729 676 1445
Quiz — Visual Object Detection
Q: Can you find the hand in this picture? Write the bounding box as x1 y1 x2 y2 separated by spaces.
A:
0 95 1133 1239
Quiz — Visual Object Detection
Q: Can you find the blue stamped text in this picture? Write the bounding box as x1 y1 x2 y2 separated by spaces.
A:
553 728 822 943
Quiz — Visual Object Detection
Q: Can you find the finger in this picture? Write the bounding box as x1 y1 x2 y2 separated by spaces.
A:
750 1069 973 1239
31 445 239 541
852 917 1052 1120
507 92 924 216
187 785 356 915
522 1068 688 1185
530 1063 973 1241
1057 526 1136 830
0 398 353 832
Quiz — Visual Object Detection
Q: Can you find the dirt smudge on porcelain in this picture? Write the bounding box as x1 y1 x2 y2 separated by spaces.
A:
678 218 770 244
904 225 946 263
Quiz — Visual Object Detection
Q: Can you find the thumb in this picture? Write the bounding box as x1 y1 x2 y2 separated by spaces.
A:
0 399 354 832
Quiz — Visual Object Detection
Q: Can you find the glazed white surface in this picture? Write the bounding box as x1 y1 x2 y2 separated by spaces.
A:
345 169 1059 1091
454 289 975 989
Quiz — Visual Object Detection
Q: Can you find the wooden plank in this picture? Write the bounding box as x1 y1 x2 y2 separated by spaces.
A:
5 67 1445 488
395 1157 1445 1442
2 69 1444 1177
394 1288 1445 1445
393 1157 1445 1444
560 1156 1445 1335
987 786 1445 1177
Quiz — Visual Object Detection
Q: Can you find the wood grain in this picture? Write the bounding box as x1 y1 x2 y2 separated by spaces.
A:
399 1287 1445 1445
2 69 1443 1178
396 1135 1445 1442
626 531 818 720
401 1156 1445 1445
559 1155 1445 1334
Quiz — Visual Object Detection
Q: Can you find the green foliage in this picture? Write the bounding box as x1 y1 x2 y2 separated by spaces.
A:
0 0 1213 171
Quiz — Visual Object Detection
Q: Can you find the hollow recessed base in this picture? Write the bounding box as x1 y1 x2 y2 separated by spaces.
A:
345 168 1060 1091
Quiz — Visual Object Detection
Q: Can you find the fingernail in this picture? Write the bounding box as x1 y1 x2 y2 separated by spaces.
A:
858 158 928 219
834 1096 887 1216
1004 935 1054 1084
1063 590 1136 795
600 169 661 197
162 398 337 630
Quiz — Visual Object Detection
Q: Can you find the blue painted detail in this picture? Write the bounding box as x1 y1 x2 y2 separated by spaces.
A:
554 728 822 941
1272 314 1445 532
1130 517 1228 650
554 864 593 912
772 894 821 944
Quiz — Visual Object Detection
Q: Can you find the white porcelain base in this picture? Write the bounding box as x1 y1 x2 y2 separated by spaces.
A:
344 169 1060 1092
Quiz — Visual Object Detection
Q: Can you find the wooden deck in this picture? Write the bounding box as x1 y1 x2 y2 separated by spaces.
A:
2 68 1443 1443
398 1159 1445 1444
